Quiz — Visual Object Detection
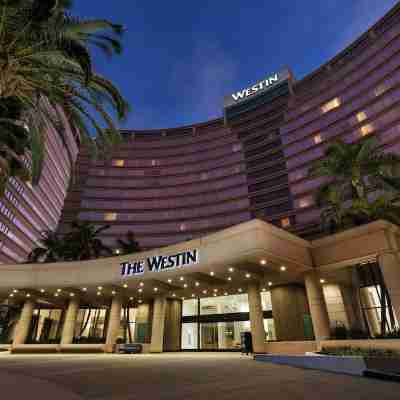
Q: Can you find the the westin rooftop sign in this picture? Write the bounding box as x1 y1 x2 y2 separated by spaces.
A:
224 69 290 109
121 249 199 277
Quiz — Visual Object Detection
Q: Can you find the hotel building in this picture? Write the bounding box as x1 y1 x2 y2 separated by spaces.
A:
1 4 400 354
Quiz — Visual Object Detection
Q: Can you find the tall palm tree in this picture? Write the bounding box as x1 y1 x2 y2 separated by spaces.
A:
309 138 400 232
116 231 140 255
64 221 112 261
0 0 129 187
28 230 66 263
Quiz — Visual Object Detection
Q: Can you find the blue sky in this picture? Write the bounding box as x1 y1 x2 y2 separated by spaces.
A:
74 1 398 129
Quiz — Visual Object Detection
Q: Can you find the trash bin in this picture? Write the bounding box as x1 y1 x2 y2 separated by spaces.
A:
240 332 253 355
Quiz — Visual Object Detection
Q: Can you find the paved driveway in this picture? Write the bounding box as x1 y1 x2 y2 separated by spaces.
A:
0 352 399 400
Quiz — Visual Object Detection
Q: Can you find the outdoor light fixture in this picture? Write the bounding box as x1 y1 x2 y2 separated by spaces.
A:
179 276 184 281
40 289 45 293
268 282 273 286
54 293 59 297
181 297 185 301
213 288 218 292
9 293 14 298
202 290 207 294
97 292 101 296
82 288 87 292
224 292 228 296
320 279 325 284
227 277 232 281
138 288 143 293
111 290 116 295
97 286 103 290
115 249 121 255
167 279 172 283
245 273 251 278
229 267 234 272
195 282 200 286
238 288 242 292
260 259 267 265
154 287 158 292
13 289 18 293
262 288 266 292
70 293 75 297
138 300 143 304
210 271 214 276
191 294 195 297
280 266 286 271
123 284 128 288
139 282 144 287
183 284 188 288
129 297 134 301
213 294 217 297
172 293 176 297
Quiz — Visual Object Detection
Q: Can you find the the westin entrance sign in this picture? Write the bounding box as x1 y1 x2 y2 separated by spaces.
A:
224 69 290 109
121 249 199 277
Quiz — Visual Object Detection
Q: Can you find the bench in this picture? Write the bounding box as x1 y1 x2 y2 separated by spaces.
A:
118 343 143 354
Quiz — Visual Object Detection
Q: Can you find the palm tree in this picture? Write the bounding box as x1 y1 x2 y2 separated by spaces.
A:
116 231 140 255
28 231 66 263
0 0 129 186
64 221 112 261
309 138 400 232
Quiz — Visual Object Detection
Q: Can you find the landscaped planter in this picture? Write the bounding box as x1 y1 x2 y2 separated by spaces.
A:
254 353 400 378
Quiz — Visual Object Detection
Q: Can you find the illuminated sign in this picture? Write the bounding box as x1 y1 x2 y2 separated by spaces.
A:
120 249 199 277
224 69 290 109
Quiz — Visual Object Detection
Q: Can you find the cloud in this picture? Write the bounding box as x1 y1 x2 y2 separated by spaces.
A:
171 39 238 124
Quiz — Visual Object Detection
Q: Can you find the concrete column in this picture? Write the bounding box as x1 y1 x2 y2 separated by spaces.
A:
13 299 35 345
164 299 182 352
379 252 400 322
304 271 331 341
61 297 80 345
248 282 266 353
105 295 122 351
150 296 167 353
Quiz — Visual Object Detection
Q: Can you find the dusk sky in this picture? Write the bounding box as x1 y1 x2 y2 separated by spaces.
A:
74 1 398 129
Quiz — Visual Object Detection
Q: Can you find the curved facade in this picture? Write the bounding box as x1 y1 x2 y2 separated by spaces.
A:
60 4 400 250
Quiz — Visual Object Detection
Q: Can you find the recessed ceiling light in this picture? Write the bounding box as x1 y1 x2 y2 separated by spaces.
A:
260 259 267 266
82 287 87 292
213 288 218 292
40 289 45 293
57 289 62 293
12 289 18 293
139 282 144 287
224 292 228 296
227 277 232 281
320 279 325 284
280 266 286 272
97 286 103 290
123 284 128 288
245 273 251 278
97 292 101 296
138 288 143 293
183 284 188 288
268 282 273 287
115 249 121 255
180 276 184 281
228 267 234 272
172 293 176 297
9 293 14 297
202 290 207 294
262 288 266 292
54 293 59 297
70 293 75 297
167 279 172 283
210 272 214 276
154 287 158 292
138 299 143 303
238 288 242 292
213 293 217 297
195 282 200 286
129 297 134 301
191 294 195 297
111 290 116 295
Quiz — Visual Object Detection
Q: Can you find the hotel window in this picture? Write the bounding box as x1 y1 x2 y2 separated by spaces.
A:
360 123 374 137
374 83 388 97
104 212 117 221
280 217 291 228
321 97 341 114
113 159 125 167
356 111 368 123
313 134 322 144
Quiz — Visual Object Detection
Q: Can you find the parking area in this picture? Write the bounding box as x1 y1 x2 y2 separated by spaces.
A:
0 352 399 400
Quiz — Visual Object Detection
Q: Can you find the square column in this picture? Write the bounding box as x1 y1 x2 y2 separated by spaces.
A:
150 296 167 353
61 297 80 345
379 252 400 322
13 299 35 345
304 271 331 341
105 295 122 352
248 282 266 353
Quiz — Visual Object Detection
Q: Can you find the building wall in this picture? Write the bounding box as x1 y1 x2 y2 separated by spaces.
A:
0 112 79 264
59 3 400 249
281 4 400 236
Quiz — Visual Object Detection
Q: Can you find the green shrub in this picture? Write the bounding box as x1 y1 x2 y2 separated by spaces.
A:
320 346 400 358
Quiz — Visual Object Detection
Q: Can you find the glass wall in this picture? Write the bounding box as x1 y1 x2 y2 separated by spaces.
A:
30 308 63 343
75 307 108 343
181 292 275 350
